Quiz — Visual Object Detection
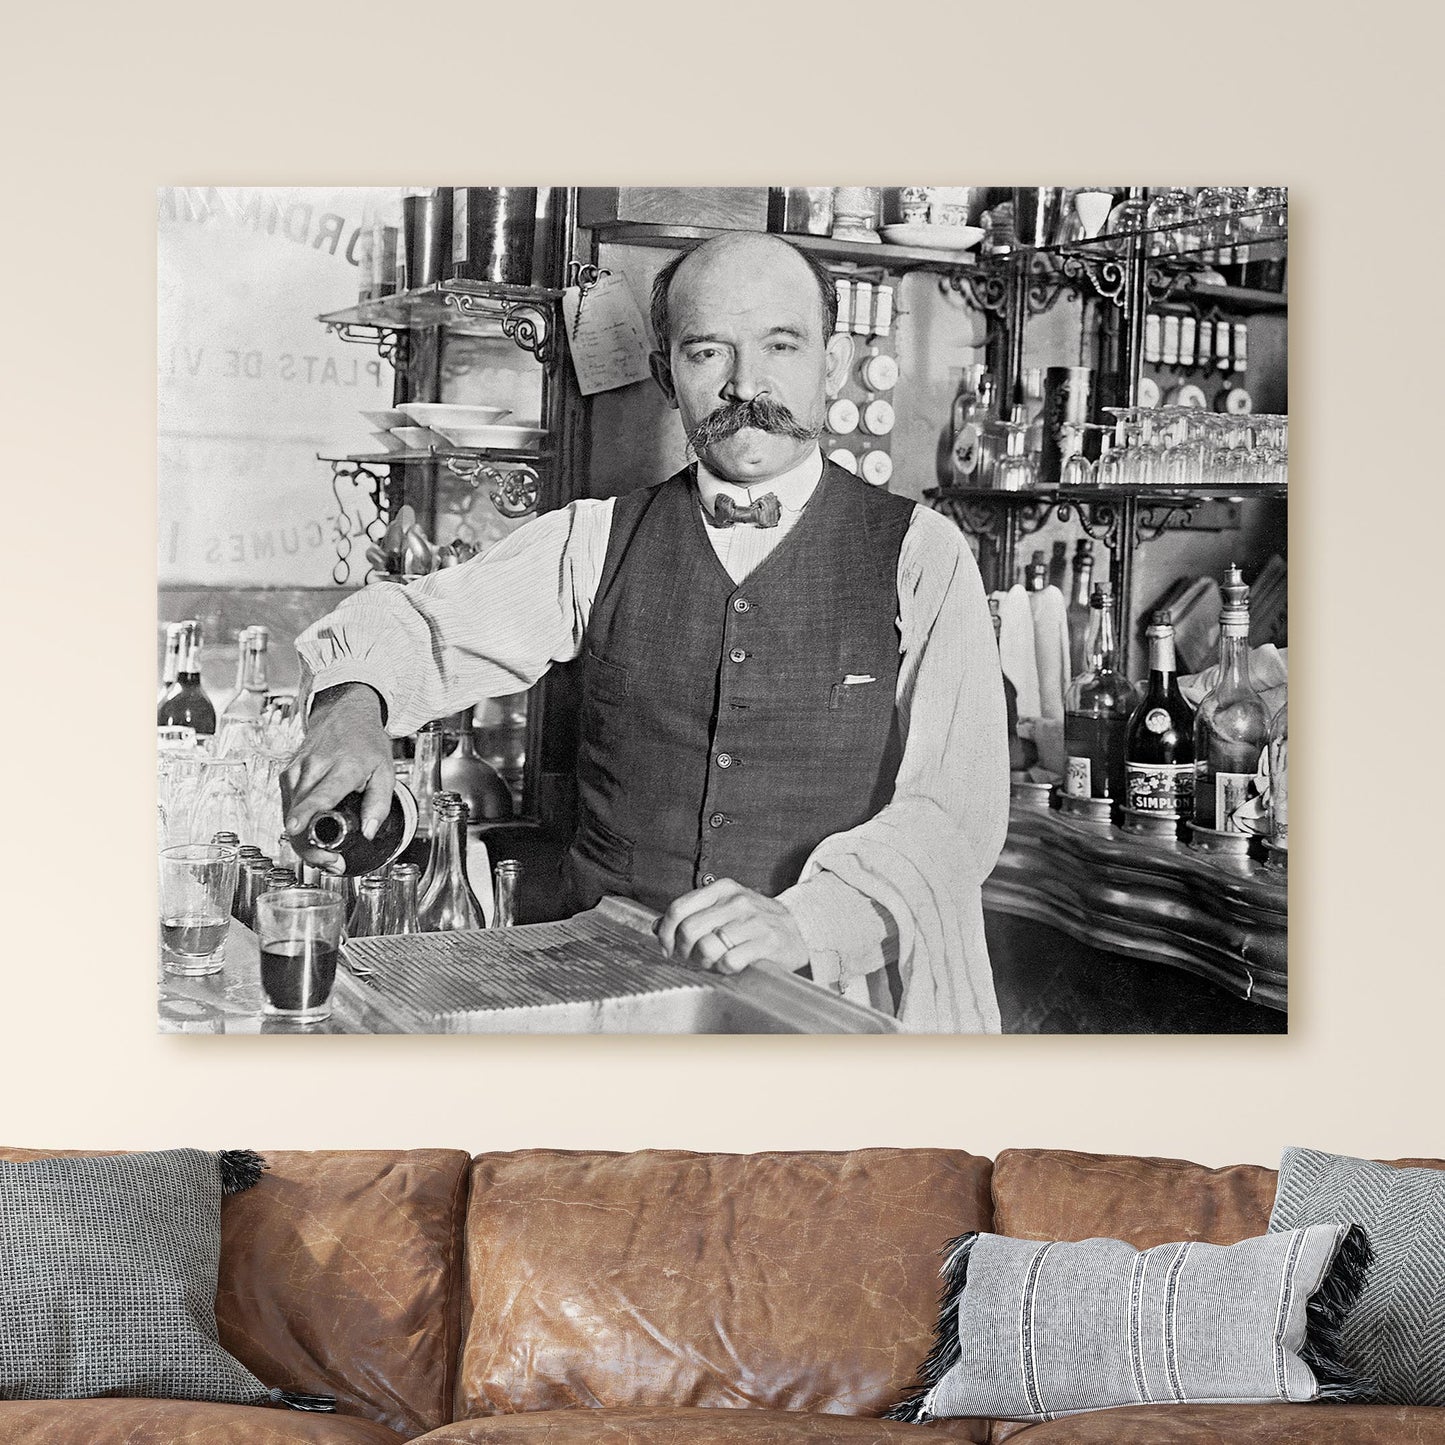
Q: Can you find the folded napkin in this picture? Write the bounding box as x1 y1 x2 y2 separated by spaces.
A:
991 586 1041 720
1027 584 1071 720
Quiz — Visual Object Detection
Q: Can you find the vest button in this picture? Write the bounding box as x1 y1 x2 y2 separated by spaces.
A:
733 598 750 613
716 752 733 768
709 812 726 828
701 873 717 885
729 648 747 663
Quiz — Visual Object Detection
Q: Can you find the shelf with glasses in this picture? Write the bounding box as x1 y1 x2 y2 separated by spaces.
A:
589 221 986 275
317 279 565 365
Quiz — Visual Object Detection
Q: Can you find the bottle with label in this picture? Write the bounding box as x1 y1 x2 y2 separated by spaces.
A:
1192 565 1270 832
1065 540 1094 677
157 620 216 736
950 365 991 484
1063 583 1132 801
159 622 185 707
1124 611 1196 818
220 626 270 724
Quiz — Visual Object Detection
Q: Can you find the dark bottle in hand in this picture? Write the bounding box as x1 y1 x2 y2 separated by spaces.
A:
306 783 418 877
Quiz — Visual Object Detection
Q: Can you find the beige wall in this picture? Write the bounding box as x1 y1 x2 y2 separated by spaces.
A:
4 0 1441 1167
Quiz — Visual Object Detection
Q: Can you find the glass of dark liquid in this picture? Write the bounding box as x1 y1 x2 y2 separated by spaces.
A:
159 843 240 976
254 888 344 1026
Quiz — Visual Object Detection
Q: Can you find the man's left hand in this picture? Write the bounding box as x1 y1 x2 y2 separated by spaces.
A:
655 878 809 974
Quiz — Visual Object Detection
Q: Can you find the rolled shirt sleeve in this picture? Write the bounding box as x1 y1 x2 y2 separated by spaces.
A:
778 505 1010 986
295 498 615 737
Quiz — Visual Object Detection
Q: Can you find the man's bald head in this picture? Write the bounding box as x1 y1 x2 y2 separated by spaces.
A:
649 233 838 357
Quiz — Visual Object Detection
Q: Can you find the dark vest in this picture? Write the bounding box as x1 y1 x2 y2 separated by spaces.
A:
562 462 916 914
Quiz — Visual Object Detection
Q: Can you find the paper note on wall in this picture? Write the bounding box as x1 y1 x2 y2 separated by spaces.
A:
561 272 653 396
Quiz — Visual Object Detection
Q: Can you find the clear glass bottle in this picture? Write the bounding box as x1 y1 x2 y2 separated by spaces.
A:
492 859 522 929
440 727 514 822
387 862 422 934
1267 698 1288 852
1124 611 1196 818
1063 583 1132 801
157 620 216 737
418 791 461 899
411 723 445 840
220 626 270 723
159 622 185 707
347 874 391 939
1193 565 1271 832
949 364 991 485
418 796 486 932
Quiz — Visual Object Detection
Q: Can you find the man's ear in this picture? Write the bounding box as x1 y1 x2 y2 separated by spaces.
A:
824 333 854 399
650 349 678 409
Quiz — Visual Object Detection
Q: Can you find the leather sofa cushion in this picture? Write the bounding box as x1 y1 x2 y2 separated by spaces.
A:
991 1402 1445 1442
0 1399 406 1444
457 1148 993 1423
990 1149 1279 1247
1 1148 471 1440
417 1406 987 1442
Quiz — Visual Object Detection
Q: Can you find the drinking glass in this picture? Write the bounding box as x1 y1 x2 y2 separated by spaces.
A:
1059 423 1095 486
254 888 345 1025
159 843 240 976
162 750 207 846
1073 188 1115 241
1145 188 1190 256
191 758 254 847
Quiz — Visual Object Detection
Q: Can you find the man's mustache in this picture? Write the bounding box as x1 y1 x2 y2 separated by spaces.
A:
686 396 821 456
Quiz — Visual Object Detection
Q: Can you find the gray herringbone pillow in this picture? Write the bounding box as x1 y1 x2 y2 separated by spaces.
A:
0 1149 328 1410
1269 1147 1445 1406
888 1225 1371 1423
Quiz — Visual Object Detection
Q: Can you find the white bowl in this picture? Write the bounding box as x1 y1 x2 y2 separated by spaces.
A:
391 426 443 450
430 423 545 451
360 408 409 429
400 402 512 429
881 223 984 252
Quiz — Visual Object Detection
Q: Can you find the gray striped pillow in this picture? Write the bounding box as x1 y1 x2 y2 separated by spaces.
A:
1269 1147 1445 1407
888 1225 1371 1424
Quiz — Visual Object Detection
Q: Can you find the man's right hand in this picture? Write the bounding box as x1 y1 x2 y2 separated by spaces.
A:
281 684 394 874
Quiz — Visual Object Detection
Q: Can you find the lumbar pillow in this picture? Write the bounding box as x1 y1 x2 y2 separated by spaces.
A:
1268 1146 1445 1407
0 1148 330 1410
887 1224 1371 1423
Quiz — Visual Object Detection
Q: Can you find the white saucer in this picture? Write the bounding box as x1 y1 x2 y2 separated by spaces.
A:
881 223 984 252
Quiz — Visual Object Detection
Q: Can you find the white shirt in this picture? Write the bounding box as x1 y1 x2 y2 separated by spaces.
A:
296 449 1009 1031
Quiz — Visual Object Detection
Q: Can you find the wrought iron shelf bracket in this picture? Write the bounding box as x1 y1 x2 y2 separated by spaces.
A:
1053 497 1122 549
324 322 406 367
941 265 1010 317
1059 252 1129 309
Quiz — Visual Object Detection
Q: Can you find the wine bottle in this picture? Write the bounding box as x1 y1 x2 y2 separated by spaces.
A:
1192 565 1270 832
1066 540 1094 678
157 620 216 736
305 783 418 877
1024 549 1047 592
159 622 184 707
219 625 270 723
1063 582 1132 801
388 862 422 934
1047 540 1068 593
1124 611 1196 817
418 796 486 931
347 875 390 939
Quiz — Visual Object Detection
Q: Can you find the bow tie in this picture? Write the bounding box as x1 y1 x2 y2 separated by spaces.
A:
709 492 782 529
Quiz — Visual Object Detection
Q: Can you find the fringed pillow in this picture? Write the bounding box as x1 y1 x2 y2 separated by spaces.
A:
888 1224 1372 1424
0 1149 331 1412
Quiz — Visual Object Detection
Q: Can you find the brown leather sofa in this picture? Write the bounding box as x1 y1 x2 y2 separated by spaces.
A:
1 1146 1441 1443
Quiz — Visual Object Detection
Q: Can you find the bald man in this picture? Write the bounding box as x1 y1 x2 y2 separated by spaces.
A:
290 233 1010 1030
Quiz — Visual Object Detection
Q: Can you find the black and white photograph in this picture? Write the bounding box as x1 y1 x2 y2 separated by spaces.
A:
156 183 1288 1035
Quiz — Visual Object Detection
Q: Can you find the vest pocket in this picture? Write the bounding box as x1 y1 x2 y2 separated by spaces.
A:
828 675 884 711
584 649 631 704
572 810 634 876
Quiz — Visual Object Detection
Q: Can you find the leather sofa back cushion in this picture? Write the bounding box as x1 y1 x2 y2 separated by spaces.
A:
1 1148 470 1439
991 1149 1279 1247
458 1148 994 1420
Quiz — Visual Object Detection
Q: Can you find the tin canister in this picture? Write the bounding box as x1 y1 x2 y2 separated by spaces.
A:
1041 366 1093 484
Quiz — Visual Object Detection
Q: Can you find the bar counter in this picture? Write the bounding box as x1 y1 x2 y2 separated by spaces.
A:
983 783 1287 1012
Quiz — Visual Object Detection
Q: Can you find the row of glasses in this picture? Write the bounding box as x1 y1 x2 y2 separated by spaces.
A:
1059 408 1288 488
